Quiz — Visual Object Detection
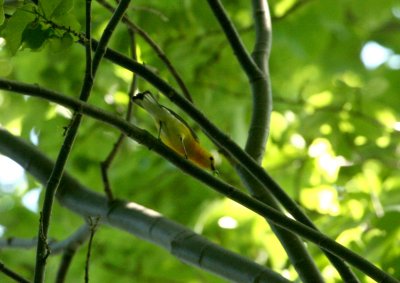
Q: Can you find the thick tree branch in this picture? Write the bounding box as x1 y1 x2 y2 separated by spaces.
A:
205 1 324 281
205 1 271 159
183 3 320 281
250 2 357 281
0 82 397 283
245 0 272 160
0 128 290 283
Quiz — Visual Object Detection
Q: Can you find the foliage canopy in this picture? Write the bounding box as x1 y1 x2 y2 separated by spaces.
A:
0 0 399 282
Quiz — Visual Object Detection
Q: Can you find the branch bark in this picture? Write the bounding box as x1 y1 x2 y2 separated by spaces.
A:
0 128 291 283
205 1 325 282
33 1 131 282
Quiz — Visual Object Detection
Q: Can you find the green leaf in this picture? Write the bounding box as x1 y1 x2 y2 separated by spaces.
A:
39 0 73 19
52 13 81 32
1 4 36 55
22 22 52 50
52 0 74 18
48 32 74 53
39 0 61 18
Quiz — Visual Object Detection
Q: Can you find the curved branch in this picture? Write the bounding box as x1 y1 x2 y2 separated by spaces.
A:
205 0 272 160
0 80 397 283
206 0 262 80
220 2 324 282
249 2 358 281
245 0 272 160
251 0 272 73
0 129 290 283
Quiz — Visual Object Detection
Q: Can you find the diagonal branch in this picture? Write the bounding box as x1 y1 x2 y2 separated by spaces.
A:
249 2 358 281
33 1 131 282
206 0 272 161
0 80 397 283
0 261 30 283
206 2 324 281
92 43 363 282
206 0 262 80
0 128 291 283
100 29 138 201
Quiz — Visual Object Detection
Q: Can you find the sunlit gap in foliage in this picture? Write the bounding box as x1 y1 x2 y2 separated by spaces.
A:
360 41 400 70
274 0 297 17
30 128 39 145
392 6 400 18
217 216 238 229
394 122 400 132
290 134 306 149
308 138 352 179
305 139 352 215
22 188 42 213
194 200 249 234
55 104 72 119
0 155 26 193
0 129 41 213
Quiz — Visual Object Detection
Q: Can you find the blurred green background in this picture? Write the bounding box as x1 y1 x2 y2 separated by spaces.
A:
1 0 399 282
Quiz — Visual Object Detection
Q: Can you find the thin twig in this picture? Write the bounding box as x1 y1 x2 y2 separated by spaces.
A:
84 217 100 283
0 261 30 283
90 1 130 78
100 29 138 201
130 5 169 22
33 1 131 282
55 248 77 283
0 225 91 253
96 0 193 102
55 225 92 283
33 115 81 283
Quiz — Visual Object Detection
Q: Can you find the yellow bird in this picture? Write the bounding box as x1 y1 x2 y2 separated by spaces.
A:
132 91 216 172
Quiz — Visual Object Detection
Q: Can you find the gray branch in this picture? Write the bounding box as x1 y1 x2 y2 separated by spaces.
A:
0 128 291 283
